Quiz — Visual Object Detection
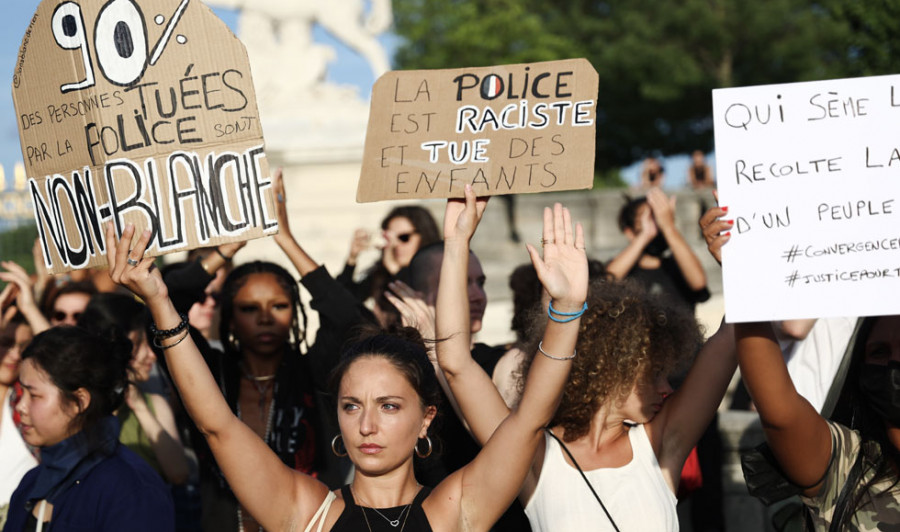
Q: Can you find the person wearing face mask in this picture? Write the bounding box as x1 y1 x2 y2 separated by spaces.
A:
703 205 900 529
607 188 710 313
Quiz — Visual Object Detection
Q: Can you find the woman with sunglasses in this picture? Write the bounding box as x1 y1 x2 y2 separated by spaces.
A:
338 206 441 307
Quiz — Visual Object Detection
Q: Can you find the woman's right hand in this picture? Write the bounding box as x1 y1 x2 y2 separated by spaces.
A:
443 184 489 243
106 223 168 305
526 203 588 308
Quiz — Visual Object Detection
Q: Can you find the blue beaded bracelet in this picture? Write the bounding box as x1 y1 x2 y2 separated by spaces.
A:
548 301 587 323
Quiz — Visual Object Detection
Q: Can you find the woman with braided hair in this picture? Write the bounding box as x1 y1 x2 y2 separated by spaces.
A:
161 170 369 531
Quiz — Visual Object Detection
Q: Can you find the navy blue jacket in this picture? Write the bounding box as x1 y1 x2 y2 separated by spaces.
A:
3 444 174 532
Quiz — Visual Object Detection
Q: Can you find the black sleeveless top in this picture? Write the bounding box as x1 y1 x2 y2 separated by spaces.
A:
331 485 433 532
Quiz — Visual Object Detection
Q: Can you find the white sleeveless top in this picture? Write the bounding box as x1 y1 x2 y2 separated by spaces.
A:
524 424 678 531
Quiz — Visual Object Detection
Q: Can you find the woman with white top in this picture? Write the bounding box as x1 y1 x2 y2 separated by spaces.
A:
435 207 736 531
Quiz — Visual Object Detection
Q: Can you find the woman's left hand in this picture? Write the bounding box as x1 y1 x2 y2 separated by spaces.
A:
699 194 732 265
526 203 588 308
106 223 168 305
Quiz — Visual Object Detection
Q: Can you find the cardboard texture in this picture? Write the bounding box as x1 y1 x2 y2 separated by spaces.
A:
713 74 900 322
13 0 277 274
357 59 599 203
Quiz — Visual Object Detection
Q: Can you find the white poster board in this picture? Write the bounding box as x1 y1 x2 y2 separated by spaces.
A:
713 75 900 322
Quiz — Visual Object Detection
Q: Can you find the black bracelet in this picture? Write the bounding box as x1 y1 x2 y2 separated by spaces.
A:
150 313 189 339
154 328 190 351
214 248 232 261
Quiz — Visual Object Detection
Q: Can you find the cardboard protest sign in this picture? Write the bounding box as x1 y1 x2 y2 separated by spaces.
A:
14 0 277 274
357 59 598 203
713 74 900 322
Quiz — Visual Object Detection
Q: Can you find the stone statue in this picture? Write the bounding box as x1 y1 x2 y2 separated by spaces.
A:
204 0 393 160
205 0 393 106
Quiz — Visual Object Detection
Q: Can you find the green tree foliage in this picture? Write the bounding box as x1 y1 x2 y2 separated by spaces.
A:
0 223 37 276
392 0 900 169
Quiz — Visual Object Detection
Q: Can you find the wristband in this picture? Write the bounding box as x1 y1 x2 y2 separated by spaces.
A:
548 301 587 323
150 313 189 339
154 328 190 350
538 341 576 360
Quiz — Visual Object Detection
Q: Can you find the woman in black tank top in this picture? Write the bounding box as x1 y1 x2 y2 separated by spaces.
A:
108 188 588 532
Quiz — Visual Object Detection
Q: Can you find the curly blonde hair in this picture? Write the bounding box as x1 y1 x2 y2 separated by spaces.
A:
520 279 702 442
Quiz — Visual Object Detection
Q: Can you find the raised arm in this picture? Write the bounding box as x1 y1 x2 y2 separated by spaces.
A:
652 318 734 479
736 322 832 494
651 206 734 475
106 223 330 531
700 203 831 494
125 386 190 485
271 169 318 277
436 200 588 531
434 187 510 446
647 188 706 291
605 207 656 280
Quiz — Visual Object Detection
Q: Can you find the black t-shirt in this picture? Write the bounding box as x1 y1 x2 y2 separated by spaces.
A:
627 256 710 312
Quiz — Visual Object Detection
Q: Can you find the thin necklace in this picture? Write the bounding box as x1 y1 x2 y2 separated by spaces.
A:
239 363 276 420
351 484 416 530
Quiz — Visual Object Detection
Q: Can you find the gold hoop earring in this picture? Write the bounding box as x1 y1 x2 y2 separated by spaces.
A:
228 332 240 351
415 436 432 458
331 434 347 457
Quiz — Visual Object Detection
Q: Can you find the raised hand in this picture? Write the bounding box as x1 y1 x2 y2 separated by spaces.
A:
347 228 371 265
105 223 168 304
0 283 18 329
384 280 436 344
271 168 293 239
699 198 732 265
525 203 588 309
443 184 489 243
0 261 38 313
646 187 676 232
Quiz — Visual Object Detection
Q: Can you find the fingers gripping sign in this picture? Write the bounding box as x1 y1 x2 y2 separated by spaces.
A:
105 222 167 303
699 197 733 265
444 184 489 242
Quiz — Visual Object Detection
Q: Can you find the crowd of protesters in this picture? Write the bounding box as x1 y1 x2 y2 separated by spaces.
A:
0 156 896 532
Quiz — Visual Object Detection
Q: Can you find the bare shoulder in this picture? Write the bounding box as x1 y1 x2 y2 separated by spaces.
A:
288 480 343 531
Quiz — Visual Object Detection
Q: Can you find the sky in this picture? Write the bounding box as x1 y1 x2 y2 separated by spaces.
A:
0 0 394 189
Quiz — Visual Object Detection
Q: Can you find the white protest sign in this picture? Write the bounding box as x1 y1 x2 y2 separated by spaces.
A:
14 0 277 274
713 75 900 322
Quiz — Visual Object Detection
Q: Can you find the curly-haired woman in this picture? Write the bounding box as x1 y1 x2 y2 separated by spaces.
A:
436 219 736 530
